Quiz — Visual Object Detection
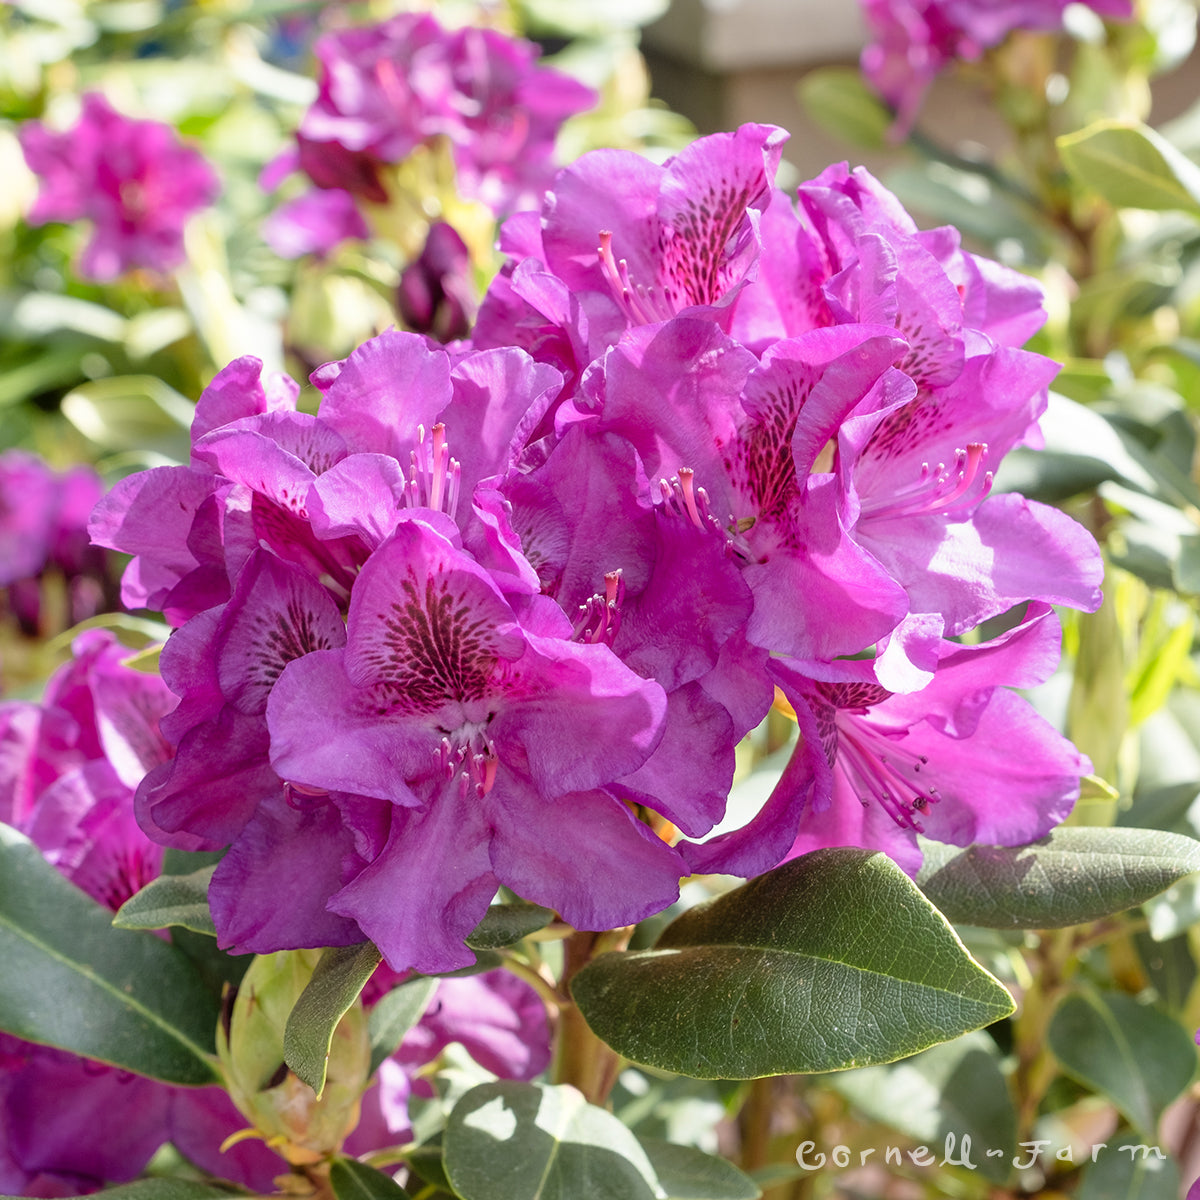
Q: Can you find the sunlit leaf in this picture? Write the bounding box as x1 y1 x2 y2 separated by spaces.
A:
572 849 1013 1078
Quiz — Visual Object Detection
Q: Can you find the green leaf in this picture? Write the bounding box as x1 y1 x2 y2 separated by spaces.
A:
915 827 1200 928
0 826 219 1085
1048 990 1196 1134
571 848 1014 1079
329 1157 412 1200
637 1137 761 1200
0 1182 241 1200
368 975 439 1076
1057 119 1200 215
465 901 555 950
284 941 382 1096
1075 1135 1179 1200
796 67 892 151
60 375 194 461
443 1081 661 1200
112 866 217 936
829 1032 1017 1184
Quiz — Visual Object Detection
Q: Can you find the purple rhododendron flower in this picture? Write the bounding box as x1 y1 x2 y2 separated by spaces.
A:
474 124 789 384
266 519 680 971
270 10 594 259
686 603 1086 877
88 118 1107 973
0 452 114 635
397 220 477 342
859 0 1135 136
19 93 218 281
262 186 371 259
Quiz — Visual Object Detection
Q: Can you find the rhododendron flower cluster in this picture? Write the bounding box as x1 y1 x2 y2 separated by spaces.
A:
264 11 594 259
18 93 219 281
93 123 1104 976
0 631 549 1194
858 0 1135 135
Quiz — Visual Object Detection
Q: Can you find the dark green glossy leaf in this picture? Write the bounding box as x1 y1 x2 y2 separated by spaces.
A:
1048 990 1196 1134
1058 120 1200 214
368 976 439 1076
330 1157 412 1200
916 827 1200 928
113 866 217 936
637 1137 760 1199
465 902 555 950
404 1136 453 1193
284 942 381 1095
444 1081 660 1200
0 1182 240 1200
829 1031 1016 1184
1075 1134 1179 1200
0 826 219 1085
572 849 1014 1079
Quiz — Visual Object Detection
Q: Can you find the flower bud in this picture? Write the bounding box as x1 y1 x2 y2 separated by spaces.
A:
216 949 371 1166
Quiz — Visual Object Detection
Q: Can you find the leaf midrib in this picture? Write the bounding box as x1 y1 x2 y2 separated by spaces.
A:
0 911 216 1070
640 944 1008 1007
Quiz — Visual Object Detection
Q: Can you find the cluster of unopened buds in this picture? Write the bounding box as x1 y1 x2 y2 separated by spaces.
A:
86 120 1104 976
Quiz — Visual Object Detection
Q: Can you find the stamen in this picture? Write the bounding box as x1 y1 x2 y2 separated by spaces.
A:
571 569 624 646
834 717 939 834
404 422 462 520
861 442 992 522
597 231 677 325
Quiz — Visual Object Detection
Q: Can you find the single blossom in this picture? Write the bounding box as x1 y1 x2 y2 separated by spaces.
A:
685 603 1087 877
0 451 113 634
266 519 681 972
473 123 789 381
19 93 218 281
286 12 593 219
859 0 1135 137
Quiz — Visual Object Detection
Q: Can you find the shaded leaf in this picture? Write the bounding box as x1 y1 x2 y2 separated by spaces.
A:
829 1032 1016 1184
915 827 1200 928
1058 120 1200 214
1075 1133 1180 1200
284 941 381 1095
113 866 217 936
0 826 219 1085
638 1137 760 1199
368 975 439 1075
330 1157 412 1200
1048 990 1196 1134
465 901 555 950
443 1081 660 1200
797 67 891 150
572 849 1014 1079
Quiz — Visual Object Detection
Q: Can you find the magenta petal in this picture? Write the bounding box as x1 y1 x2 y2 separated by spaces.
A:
402 970 551 1081
0 1034 169 1191
615 682 737 838
330 783 497 973
136 706 278 846
307 453 410 547
208 788 369 954
909 687 1083 849
168 1086 286 1192
216 550 347 716
490 786 682 930
312 330 453 460
191 356 300 443
267 649 431 803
